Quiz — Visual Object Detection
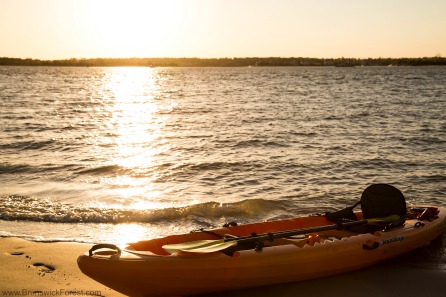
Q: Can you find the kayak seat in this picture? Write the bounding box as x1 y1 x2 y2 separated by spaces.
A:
360 184 406 225
326 184 407 233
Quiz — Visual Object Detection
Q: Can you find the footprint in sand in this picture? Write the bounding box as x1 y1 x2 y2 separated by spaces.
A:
33 263 56 273
9 251 31 259
9 251 56 275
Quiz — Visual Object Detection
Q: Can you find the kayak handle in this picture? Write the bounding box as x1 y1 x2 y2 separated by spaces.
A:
89 244 122 256
362 241 380 251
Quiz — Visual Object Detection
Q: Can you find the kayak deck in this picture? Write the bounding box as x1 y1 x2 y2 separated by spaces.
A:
127 213 361 255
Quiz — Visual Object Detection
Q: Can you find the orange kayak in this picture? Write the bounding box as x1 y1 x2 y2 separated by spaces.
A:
77 205 446 297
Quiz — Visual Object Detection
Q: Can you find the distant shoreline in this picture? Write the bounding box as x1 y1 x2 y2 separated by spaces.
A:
1 56 445 67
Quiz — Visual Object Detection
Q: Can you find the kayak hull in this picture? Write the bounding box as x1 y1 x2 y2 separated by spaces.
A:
77 205 446 297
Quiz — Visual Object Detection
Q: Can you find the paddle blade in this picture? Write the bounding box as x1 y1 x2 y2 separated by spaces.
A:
163 239 226 254
176 241 238 254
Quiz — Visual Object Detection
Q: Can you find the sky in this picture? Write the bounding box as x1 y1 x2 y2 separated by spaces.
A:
1 0 445 60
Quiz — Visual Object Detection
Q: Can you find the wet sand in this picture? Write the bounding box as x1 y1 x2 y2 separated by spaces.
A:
1 236 445 297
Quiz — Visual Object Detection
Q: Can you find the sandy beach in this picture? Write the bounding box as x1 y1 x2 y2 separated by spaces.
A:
0 238 125 297
1 235 445 297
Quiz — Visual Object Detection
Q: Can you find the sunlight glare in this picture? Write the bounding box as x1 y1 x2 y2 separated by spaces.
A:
96 67 171 207
113 223 148 245
105 67 164 170
82 0 181 57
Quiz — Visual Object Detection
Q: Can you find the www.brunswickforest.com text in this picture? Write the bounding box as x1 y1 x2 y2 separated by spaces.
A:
1 290 102 296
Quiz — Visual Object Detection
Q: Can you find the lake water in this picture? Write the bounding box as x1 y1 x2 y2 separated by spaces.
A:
0 66 445 244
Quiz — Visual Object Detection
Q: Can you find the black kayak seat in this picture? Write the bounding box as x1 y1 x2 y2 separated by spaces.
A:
326 184 407 230
361 184 406 220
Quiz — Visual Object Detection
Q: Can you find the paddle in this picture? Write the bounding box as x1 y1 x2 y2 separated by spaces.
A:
162 215 400 254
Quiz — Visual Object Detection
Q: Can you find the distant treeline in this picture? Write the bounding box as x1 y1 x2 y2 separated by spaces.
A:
1 56 445 67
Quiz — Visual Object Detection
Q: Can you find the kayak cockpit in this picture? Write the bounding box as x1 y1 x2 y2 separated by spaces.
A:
122 215 363 257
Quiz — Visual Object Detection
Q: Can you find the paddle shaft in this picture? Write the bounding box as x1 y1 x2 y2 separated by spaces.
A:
223 219 369 246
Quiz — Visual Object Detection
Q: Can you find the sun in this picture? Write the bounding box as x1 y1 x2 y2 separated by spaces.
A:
81 0 182 57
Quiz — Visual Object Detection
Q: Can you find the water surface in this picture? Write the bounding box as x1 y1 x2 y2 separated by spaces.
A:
1 66 445 243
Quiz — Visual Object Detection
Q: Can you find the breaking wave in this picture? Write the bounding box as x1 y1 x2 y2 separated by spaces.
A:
0 195 297 225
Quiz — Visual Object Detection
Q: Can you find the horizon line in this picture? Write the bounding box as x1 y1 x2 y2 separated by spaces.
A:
2 55 445 61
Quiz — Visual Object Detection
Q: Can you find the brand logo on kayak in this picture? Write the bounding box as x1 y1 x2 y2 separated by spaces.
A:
382 236 405 245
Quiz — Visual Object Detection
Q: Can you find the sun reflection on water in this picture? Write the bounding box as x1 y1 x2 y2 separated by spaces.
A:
98 67 171 209
112 223 148 246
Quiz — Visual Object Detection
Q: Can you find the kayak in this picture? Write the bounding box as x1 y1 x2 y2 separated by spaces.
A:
77 185 446 297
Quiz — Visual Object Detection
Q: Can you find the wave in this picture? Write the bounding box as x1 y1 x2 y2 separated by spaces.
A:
233 139 290 148
0 140 57 151
76 165 126 175
175 160 265 172
0 163 36 174
0 195 296 225
0 159 270 180
0 163 79 175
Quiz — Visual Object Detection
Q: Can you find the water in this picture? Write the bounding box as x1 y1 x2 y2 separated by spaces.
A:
1 66 445 244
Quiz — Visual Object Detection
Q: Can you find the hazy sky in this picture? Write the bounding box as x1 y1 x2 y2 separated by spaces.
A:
1 0 445 60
